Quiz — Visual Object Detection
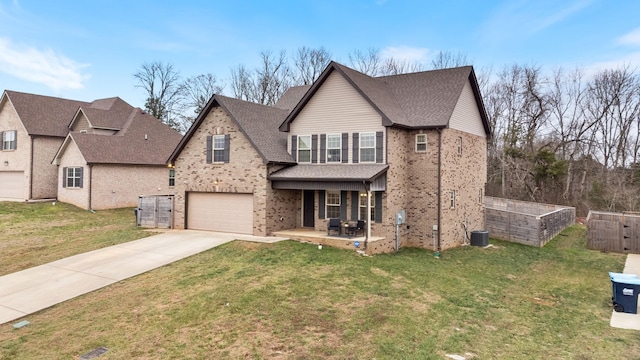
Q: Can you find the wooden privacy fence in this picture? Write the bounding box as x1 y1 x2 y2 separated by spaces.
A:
587 211 640 253
485 197 576 247
136 195 174 228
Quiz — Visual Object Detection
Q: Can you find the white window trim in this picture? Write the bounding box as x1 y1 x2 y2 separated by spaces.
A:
297 135 312 163
2 130 16 151
66 167 82 188
212 135 225 162
478 188 484 205
456 136 463 156
326 190 341 219
359 132 376 163
169 169 175 187
359 192 375 221
415 133 427 153
326 134 341 163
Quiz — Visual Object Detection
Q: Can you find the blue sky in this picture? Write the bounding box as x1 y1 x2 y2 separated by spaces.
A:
1 0 639 108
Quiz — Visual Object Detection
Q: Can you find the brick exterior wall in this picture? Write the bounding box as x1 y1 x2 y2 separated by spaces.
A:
0 99 32 200
57 140 171 210
172 106 298 236
32 136 64 199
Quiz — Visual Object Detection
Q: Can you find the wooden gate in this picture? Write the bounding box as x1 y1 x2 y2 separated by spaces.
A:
137 195 174 228
587 211 640 253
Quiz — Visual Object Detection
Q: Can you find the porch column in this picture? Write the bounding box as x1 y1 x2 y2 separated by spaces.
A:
367 190 372 240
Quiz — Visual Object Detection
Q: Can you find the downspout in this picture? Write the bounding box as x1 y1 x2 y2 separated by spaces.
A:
88 164 94 212
436 128 442 256
29 136 34 200
364 180 371 251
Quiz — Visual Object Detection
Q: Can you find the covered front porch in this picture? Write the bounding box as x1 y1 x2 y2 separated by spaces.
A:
272 228 391 254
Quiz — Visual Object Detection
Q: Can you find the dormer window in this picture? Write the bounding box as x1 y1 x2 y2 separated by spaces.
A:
297 135 311 163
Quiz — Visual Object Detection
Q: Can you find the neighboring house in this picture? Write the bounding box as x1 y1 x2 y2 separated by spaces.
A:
169 61 490 253
52 97 182 210
0 90 89 201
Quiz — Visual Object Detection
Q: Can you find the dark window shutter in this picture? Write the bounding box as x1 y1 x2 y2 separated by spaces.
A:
312 134 318 163
223 134 230 163
341 133 348 163
340 191 347 220
0 132 3 149
318 190 326 219
206 136 212 164
62 167 67 188
320 134 326 163
375 191 383 223
291 135 297 161
376 131 383 163
351 191 359 220
13 131 16 150
78 167 84 188
352 133 359 163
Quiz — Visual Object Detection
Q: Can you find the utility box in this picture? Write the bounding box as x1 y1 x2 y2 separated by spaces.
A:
471 230 489 246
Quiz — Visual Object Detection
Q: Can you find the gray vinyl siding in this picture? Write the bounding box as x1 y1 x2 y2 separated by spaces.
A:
288 72 386 163
449 80 486 138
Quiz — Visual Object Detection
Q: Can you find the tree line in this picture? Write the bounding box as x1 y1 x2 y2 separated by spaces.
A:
134 47 640 215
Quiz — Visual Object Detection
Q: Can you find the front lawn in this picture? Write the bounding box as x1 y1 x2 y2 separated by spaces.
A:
0 202 639 359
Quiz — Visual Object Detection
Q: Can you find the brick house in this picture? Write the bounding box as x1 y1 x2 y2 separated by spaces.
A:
169 61 490 253
51 97 182 210
0 90 89 201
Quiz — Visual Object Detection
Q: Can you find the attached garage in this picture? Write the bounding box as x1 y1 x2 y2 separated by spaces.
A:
186 192 254 234
0 171 24 199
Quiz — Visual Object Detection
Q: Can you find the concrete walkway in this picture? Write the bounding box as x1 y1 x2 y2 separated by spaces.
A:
610 254 640 330
0 230 286 325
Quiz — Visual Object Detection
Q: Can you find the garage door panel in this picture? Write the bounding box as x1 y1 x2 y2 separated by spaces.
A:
0 171 24 199
187 192 253 234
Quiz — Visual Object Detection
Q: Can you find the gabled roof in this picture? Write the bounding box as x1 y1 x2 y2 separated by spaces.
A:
2 90 90 137
70 97 135 130
53 108 182 165
279 61 491 136
274 85 311 110
168 94 294 165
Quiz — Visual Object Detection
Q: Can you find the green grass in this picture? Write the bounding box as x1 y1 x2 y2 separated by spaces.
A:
0 202 151 275
1 204 640 359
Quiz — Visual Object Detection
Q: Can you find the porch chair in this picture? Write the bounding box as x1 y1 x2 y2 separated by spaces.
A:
327 218 341 235
355 220 366 236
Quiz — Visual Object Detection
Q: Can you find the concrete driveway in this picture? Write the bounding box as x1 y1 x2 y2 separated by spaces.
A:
0 230 286 325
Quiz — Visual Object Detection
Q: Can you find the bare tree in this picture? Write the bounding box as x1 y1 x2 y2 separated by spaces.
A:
380 57 424 75
133 62 183 129
176 73 225 133
293 46 332 85
231 50 292 105
348 47 382 76
431 50 471 69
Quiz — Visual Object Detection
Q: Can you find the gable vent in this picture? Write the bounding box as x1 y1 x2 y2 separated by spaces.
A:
215 127 223 135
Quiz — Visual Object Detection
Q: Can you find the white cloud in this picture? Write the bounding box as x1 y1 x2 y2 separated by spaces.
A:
584 51 640 75
617 27 640 47
0 37 89 91
381 46 430 63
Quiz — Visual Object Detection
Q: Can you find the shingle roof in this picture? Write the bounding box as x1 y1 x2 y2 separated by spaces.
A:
3 90 89 137
274 85 311 110
169 94 294 165
76 97 135 130
268 164 388 182
68 108 182 165
281 61 491 135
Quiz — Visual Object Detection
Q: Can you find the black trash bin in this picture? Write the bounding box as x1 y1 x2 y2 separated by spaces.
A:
609 272 640 314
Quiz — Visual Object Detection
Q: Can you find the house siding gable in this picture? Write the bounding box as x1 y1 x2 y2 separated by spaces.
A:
56 139 89 209
448 79 486 137
71 112 91 132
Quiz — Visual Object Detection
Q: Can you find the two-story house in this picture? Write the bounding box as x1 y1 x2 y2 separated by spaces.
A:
169 61 490 254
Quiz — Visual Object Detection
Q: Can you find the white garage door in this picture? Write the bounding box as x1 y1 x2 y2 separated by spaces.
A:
187 192 254 234
0 171 24 199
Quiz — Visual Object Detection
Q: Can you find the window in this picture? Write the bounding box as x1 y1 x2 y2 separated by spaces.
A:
298 135 311 163
169 169 175 187
2 131 16 150
326 190 341 219
360 132 375 162
478 188 484 205
456 136 462 156
65 167 83 188
416 134 427 152
359 192 375 221
326 134 341 162
449 190 456 209
213 135 226 162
